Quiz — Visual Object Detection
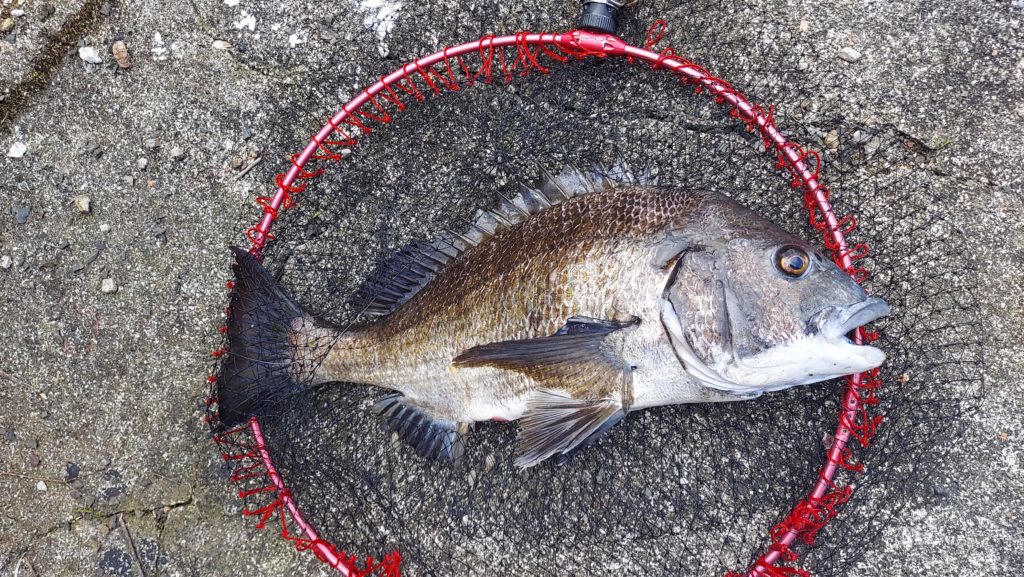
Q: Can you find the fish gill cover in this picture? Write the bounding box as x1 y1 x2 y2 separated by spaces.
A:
206 2 984 576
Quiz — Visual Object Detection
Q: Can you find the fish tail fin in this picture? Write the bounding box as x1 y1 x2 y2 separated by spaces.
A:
215 246 322 426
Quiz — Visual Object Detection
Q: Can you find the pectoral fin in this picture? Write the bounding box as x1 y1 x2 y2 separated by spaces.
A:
451 316 638 397
514 389 626 468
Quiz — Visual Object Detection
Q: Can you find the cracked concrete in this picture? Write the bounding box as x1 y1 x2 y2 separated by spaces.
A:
0 0 1021 576
0 0 97 129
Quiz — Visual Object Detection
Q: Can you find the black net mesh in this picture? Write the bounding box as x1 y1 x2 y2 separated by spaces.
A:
208 2 985 576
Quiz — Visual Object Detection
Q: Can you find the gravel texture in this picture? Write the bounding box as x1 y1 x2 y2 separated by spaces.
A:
0 0 1021 576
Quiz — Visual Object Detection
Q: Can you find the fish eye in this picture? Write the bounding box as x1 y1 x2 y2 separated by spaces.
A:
775 246 810 278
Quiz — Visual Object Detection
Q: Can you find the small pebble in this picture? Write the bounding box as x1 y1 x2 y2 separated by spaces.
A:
36 480 48 492
212 40 231 50
0 18 13 33
12 9 25 18
124 175 135 186
78 46 103 64
101 278 118 294
838 47 862 63
66 462 81 482
137 157 148 170
28 453 41 468
864 136 882 156
169 146 186 161
14 205 31 224
100 223 111 233
111 40 131 68
26 438 38 449
6 141 27 158
229 157 243 170
143 138 159 150
2 428 15 442
74 195 91 213
0 256 11 269
824 130 839 150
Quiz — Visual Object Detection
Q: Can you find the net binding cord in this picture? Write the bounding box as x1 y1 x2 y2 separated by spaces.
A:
202 8 954 577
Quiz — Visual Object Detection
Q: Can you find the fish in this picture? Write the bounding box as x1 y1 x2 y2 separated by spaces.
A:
216 164 890 467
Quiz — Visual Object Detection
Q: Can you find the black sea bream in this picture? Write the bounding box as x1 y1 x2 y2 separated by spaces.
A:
218 166 889 467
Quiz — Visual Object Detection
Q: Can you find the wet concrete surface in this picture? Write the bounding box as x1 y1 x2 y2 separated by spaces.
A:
0 0 1021 575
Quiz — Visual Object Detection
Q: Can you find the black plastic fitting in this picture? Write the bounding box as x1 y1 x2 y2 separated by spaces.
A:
577 0 625 35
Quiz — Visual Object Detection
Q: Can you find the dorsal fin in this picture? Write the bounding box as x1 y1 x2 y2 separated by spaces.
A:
352 237 460 317
352 161 656 317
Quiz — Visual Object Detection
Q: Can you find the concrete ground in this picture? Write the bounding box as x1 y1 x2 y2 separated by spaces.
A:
0 0 1020 576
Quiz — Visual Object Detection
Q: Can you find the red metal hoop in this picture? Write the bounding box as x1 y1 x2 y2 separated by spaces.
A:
210 24 883 577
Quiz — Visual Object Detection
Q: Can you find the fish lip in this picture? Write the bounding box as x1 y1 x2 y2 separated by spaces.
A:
731 297 890 381
816 296 891 340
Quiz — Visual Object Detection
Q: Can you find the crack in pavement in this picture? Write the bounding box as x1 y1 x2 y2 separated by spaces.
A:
0 487 195 575
0 0 106 136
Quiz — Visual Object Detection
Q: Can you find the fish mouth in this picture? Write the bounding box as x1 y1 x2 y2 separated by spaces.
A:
816 296 891 341
661 295 891 394
719 297 891 390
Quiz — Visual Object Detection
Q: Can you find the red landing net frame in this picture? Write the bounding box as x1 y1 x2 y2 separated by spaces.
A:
205 21 883 577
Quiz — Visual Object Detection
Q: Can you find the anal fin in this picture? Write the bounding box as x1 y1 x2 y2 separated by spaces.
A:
373 394 470 462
